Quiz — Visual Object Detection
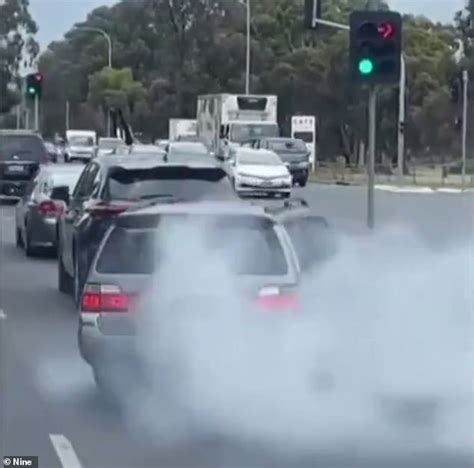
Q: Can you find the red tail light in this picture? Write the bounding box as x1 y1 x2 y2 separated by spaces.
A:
85 202 129 219
38 200 63 217
81 284 130 312
255 286 299 312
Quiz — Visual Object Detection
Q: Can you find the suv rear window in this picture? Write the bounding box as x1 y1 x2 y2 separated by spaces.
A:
283 217 337 271
105 166 234 200
96 215 288 276
0 134 48 161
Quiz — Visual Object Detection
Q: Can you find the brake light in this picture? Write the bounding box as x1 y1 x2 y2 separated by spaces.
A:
86 202 129 219
38 200 63 217
255 286 299 312
81 284 130 312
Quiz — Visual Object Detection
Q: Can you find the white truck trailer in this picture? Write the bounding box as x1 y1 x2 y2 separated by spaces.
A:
169 119 197 141
197 94 279 158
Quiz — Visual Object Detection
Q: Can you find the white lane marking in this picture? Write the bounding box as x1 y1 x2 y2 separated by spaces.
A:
49 434 83 468
0 309 6 320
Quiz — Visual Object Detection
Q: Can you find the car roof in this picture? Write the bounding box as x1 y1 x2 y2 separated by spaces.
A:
234 147 276 157
0 130 42 137
119 200 272 219
95 153 223 171
169 141 206 147
41 163 85 173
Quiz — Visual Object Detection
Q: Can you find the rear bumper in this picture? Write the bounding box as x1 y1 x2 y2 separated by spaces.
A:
29 217 57 247
78 317 135 366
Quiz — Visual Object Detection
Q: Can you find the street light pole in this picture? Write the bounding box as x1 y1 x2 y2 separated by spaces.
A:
73 26 113 134
397 53 406 185
245 0 251 94
462 69 468 188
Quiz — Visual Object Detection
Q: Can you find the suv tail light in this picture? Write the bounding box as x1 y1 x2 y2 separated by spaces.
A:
255 286 299 312
38 200 63 217
85 202 130 219
81 284 130 312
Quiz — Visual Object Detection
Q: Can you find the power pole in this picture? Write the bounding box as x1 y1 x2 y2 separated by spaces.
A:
462 70 468 188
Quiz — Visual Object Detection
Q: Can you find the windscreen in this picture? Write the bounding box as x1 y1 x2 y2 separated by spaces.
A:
46 171 83 193
69 136 94 147
96 215 288 275
238 151 282 166
0 135 48 162
169 143 208 155
230 123 279 143
99 139 122 149
283 217 338 271
268 139 307 153
105 166 234 200
293 131 314 143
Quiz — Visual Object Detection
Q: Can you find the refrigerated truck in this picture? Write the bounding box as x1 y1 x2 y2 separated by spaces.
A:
291 115 316 169
169 119 197 141
197 94 279 159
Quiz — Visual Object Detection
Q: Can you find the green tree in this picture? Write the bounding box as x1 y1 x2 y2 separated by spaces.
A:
0 0 39 114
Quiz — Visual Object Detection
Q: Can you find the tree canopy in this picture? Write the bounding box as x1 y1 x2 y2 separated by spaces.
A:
1 0 471 163
0 0 39 113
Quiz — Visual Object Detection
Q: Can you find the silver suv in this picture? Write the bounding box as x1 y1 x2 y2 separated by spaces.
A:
78 199 300 387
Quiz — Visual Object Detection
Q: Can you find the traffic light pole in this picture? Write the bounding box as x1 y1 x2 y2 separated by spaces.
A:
367 86 377 229
34 94 39 131
397 53 406 185
462 70 468 188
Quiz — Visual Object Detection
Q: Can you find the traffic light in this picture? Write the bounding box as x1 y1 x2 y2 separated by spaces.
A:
450 75 462 103
350 11 402 84
304 0 321 29
25 73 44 98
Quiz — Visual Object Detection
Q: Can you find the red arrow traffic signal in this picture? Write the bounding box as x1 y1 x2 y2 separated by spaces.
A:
378 22 396 39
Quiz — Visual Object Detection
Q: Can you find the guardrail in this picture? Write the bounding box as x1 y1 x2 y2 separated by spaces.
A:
310 161 474 188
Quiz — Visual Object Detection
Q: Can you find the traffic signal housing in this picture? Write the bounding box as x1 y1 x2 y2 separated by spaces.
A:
25 73 44 99
350 11 402 84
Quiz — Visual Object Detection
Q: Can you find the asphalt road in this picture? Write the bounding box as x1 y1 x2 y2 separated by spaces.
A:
1 185 473 468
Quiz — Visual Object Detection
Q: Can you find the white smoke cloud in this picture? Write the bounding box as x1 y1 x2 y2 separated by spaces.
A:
114 218 473 460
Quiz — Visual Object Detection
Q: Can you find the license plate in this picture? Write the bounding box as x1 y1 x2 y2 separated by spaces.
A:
7 165 25 173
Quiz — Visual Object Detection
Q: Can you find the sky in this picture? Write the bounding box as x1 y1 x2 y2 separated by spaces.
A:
30 0 466 51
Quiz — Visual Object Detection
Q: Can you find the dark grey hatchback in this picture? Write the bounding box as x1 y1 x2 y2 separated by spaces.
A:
252 137 310 186
0 130 49 199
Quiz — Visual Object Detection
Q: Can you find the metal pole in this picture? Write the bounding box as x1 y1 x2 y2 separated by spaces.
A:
245 0 251 94
16 105 20 129
397 53 406 185
25 109 30 130
66 100 70 130
34 95 39 131
368 87 377 229
313 18 349 30
462 70 468 189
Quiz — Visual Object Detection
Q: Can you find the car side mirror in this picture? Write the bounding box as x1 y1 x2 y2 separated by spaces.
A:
51 185 70 205
220 125 226 139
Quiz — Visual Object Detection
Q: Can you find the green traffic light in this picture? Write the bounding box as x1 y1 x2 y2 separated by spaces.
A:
358 58 374 75
27 87 36 95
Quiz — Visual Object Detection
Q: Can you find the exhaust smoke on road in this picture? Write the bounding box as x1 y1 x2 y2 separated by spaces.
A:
116 217 473 459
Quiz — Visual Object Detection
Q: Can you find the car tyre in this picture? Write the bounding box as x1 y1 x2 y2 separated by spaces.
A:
73 255 85 308
24 227 37 257
15 227 24 248
299 175 308 187
58 250 73 295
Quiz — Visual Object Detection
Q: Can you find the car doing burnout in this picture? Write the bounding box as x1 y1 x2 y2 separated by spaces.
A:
57 153 237 306
0 130 49 199
77 200 300 389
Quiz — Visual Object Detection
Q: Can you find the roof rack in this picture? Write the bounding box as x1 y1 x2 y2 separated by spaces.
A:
260 197 309 214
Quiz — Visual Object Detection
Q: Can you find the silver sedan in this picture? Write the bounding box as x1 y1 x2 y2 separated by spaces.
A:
15 164 84 256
